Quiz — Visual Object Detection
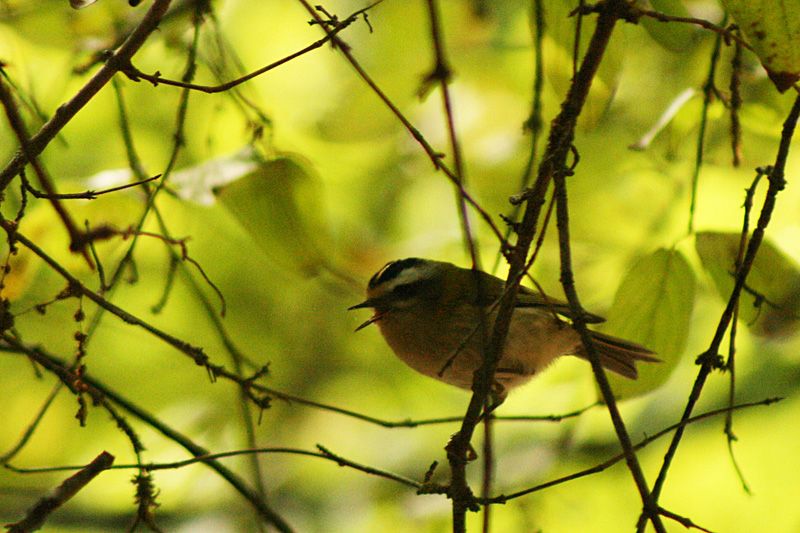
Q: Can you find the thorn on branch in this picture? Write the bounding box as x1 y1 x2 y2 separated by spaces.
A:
766 165 786 191
508 191 527 206
417 460 448 496
312 4 338 26
245 364 271 384
658 506 715 533
423 461 438 483
69 224 117 252
363 12 374 33
418 62 453 100
695 350 725 369
499 213 521 234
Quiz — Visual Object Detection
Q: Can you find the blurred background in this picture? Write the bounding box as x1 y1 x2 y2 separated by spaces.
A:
1 0 799 531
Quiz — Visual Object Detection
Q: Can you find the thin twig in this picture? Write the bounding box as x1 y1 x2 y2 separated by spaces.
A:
0 77 88 258
642 93 800 529
7 446 423 491
296 0 508 250
492 0 545 273
6 451 115 533
120 1 385 94
658 506 715 533
1 335 294 533
0 0 174 191
724 172 765 495
553 169 664 531
0 382 63 463
486 397 779 503
421 0 494 529
635 7 751 51
729 35 743 166
2 223 212 369
22 174 161 200
688 23 725 234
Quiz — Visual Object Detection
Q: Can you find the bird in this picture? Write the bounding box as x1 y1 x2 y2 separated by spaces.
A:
349 258 658 402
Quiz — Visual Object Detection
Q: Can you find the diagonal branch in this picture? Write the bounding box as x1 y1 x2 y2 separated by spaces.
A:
465 1 665 531
640 93 800 530
1 334 295 533
0 0 173 193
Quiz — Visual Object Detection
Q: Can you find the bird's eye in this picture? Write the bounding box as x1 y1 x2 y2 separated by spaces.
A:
390 278 438 301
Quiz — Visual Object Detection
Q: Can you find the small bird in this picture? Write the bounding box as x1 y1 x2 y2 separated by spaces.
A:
350 258 658 402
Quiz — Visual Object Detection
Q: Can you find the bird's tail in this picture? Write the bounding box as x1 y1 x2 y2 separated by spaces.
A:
575 330 660 379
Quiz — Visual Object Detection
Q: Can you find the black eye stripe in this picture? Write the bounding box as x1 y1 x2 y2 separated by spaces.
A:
368 258 424 288
391 282 418 297
390 278 437 299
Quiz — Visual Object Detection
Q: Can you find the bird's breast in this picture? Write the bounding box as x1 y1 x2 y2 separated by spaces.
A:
375 305 581 390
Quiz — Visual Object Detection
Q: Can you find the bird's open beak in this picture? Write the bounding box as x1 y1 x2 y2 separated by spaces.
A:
348 298 386 331
348 299 376 310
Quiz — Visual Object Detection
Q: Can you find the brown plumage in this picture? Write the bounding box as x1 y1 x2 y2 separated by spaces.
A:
350 258 658 399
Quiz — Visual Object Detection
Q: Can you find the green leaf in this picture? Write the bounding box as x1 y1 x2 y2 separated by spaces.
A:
639 0 699 52
171 148 259 206
695 231 800 338
720 0 800 91
542 0 623 127
602 249 696 398
214 155 330 276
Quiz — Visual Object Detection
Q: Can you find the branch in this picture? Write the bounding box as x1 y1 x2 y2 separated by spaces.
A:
486 397 779 503
642 93 800 528
1 335 295 533
6 451 115 533
0 77 86 257
119 1 384 93
1 222 214 371
688 22 726 234
296 0 508 249
635 7 751 51
22 174 161 200
445 2 666 532
8 446 423 491
0 0 174 192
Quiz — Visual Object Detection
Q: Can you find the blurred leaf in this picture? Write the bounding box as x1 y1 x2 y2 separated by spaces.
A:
171 148 259 206
214 155 330 276
603 248 696 398
542 0 623 127
695 231 800 338
4 187 144 299
1 238 39 301
70 0 99 8
316 81 405 142
639 0 699 52
721 0 800 91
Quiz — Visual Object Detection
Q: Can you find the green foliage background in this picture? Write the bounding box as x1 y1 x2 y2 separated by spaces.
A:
1 0 800 531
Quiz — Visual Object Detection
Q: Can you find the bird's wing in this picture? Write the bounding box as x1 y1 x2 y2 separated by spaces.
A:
515 286 605 323
468 270 605 324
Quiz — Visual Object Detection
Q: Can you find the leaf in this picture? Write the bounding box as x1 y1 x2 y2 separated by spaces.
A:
602 249 696 398
214 155 330 276
3 187 143 299
70 0 99 8
1 238 39 301
695 232 800 338
171 148 259 206
639 0 699 52
720 0 800 92
541 0 624 127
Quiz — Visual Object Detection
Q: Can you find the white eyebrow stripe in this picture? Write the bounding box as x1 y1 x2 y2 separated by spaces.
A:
381 263 436 291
